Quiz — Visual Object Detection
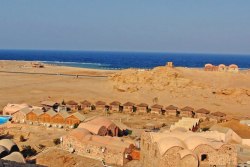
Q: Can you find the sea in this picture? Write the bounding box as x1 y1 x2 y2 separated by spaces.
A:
0 50 250 70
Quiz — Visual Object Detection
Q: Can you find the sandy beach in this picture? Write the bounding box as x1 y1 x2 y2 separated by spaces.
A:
0 60 250 118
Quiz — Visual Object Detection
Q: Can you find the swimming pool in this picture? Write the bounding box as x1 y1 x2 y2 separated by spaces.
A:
0 116 11 125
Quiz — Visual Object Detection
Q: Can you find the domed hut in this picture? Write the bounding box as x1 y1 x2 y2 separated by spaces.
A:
95 101 108 111
136 103 149 114
123 102 135 113
151 104 163 115
65 100 79 111
109 101 122 112
228 64 239 72
80 100 92 111
165 105 178 116
210 111 227 122
194 108 210 120
218 64 227 72
179 106 194 118
204 64 214 71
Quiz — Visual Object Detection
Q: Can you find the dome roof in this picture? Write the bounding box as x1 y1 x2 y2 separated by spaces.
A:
2 152 25 163
0 139 18 152
67 128 92 141
205 64 213 67
178 149 198 160
229 64 238 68
78 123 107 136
218 64 226 67
184 136 212 150
157 137 186 156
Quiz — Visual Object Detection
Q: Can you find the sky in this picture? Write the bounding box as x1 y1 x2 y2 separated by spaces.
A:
0 1 250 54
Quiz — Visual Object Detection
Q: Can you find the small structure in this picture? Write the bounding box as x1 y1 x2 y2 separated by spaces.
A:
123 102 135 113
179 106 194 117
38 109 57 123
51 111 70 125
218 64 227 72
11 107 30 123
41 101 59 111
26 108 44 123
210 111 226 122
32 62 44 68
136 103 149 114
228 64 239 73
165 105 178 116
80 100 92 111
78 123 107 136
166 62 174 68
65 100 79 111
109 101 122 112
150 104 163 115
95 101 107 111
194 108 210 120
65 112 85 126
204 64 214 71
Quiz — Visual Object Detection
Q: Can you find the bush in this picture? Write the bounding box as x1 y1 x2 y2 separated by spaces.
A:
21 145 37 158
53 138 61 145
19 135 25 142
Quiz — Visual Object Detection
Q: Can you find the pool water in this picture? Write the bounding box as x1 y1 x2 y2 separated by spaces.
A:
0 116 11 125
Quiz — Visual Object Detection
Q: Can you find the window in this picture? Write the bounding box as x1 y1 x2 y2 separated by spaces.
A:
201 154 208 161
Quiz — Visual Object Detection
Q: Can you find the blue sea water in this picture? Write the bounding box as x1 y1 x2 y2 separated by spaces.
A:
0 50 250 70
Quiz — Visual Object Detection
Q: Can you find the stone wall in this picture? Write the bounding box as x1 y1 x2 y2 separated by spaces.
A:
12 112 26 123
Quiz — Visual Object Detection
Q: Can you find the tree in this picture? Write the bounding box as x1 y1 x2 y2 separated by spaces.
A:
21 145 37 158
53 138 61 145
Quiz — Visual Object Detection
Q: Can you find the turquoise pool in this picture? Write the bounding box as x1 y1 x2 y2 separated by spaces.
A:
0 116 11 125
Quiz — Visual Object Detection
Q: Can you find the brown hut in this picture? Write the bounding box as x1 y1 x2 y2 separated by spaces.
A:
194 108 210 120
136 103 149 114
38 109 57 123
11 107 31 123
151 104 163 115
80 100 92 111
204 64 214 71
165 105 178 116
109 101 121 112
65 100 79 111
228 64 239 72
179 106 194 117
123 102 135 113
218 64 227 72
51 111 70 125
210 112 226 122
65 112 85 125
26 108 44 122
95 101 107 111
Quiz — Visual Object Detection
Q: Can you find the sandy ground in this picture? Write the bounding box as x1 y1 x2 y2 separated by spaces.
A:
0 60 249 118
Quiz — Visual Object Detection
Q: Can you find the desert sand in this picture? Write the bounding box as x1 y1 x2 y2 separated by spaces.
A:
0 60 249 118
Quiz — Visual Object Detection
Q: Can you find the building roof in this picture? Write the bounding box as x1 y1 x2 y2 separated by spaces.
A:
32 108 44 116
67 128 92 141
205 64 213 67
178 149 198 160
209 124 231 134
72 112 85 121
0 139 17 153
151 104 163 109
137 103 148 107
86 116 115 128
57 111 70 119
66 100 78 105
218 64 226 67
110 101 121 106
211 111 226 117
95 101 106 106
78 123 107 136
3 103 30 115
180 106 194 112
45 109 57 117
123 102 135 106
19 107 32 114
184 136 211 150
195 108 210 114
0 145 8 155
157 137 186 156
2 152 25 163
80 100 91 105
229 64 238 68
165 105 178 110
41 101 58 107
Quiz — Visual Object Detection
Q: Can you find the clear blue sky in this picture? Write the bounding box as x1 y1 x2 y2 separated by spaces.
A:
0 1 250 54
